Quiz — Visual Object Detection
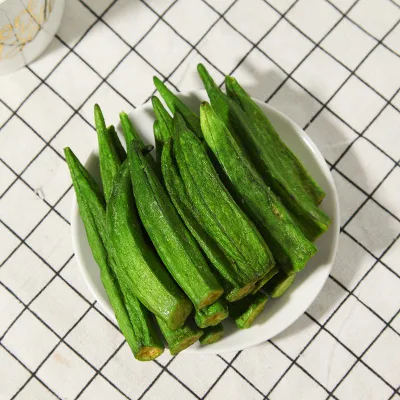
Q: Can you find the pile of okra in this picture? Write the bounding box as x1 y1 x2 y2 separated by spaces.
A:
65 64 331 361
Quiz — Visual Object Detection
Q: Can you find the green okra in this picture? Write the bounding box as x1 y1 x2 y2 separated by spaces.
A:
200 102 317 274
225 76 325 205
174 113 275 287
194 300 229 328
94 104 122 202
64 148 163 360
228 291 269 329
264 271 296 298
107 161 192 330
128 139 223 310
200 324 224 345
161 139 256 302
197 64 331 241
153 76 202 138
157 317 203 355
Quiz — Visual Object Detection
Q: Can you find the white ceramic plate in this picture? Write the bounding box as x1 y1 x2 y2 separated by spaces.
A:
71 90 340 355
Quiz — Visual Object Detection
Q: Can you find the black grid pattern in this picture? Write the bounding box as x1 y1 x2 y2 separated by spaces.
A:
1 0 400 398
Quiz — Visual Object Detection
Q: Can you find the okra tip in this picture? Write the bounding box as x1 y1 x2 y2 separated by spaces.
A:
119 112 141 147
154 119 166 142
93 103 106 128
197 63 217 89
199 102 217 133
63 147 80 174
64 147 72 165
224 75 236 86
197 63 206 74
63 147 80 165
153 77 175 106
151 95 161 108
119 112 129 132
224 76 241 98
119 111 129 120
152 96 168 119
153 76 165 90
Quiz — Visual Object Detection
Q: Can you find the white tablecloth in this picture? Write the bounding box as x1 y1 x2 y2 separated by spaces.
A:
0 0 399 399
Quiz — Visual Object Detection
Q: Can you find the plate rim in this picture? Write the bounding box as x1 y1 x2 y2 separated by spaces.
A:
71 90 340 354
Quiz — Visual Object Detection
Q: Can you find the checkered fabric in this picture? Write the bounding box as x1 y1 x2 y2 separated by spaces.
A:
0 0 399 398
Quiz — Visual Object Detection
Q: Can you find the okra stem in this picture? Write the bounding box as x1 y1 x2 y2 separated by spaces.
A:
228 291 269 329
200 324 224 345
263 271 296 298
195 300 229 329
157 317 203 355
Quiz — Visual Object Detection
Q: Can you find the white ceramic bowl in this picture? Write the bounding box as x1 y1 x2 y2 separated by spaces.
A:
71 90 340 355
